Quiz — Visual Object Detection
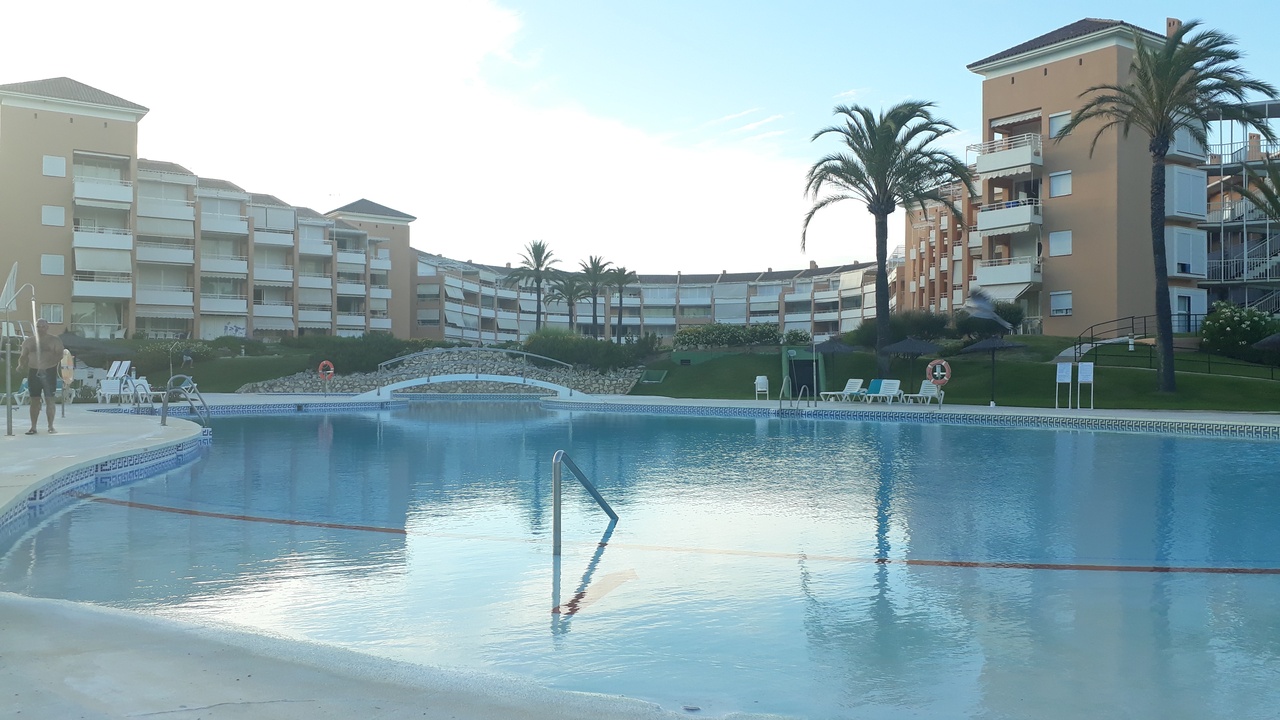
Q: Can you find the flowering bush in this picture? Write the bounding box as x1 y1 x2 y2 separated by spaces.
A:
1200 301 1279 358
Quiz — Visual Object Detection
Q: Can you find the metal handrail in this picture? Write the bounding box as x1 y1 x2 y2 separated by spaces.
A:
377 346 574 374
160 374 210 427
551 450 618 556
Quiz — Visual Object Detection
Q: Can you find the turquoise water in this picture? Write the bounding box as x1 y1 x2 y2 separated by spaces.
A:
3 401 1280 719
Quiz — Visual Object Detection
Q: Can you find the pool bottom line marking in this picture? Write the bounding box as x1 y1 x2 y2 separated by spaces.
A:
74 493 1280 576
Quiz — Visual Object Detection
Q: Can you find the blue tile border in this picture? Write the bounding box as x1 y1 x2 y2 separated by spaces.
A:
0 431 213 548
543 400 1280 441
92 401 405 417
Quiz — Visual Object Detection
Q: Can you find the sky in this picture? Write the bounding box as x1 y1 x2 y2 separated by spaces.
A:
3 1 1277 275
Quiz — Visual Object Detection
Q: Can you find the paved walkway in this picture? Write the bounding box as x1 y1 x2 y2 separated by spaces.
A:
2 393 1278 719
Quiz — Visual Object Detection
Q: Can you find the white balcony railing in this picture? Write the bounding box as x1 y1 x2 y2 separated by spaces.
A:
74 176 133 205
200 254 249 275
1205 199 1274 225
201 212 249 234
974 255 1043 287
136 285 195 306
968 133 1043 155
136 240 195 265
976 198 1043 235
73 226 133 251
970 133 1043 179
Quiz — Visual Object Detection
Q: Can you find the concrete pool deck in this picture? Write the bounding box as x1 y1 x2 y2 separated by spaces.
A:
2 393 1279 718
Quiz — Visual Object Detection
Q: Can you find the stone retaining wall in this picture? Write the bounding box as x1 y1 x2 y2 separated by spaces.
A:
236 351 644 396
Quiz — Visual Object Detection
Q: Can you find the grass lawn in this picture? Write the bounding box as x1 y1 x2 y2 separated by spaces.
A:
183 353 313 392
634 345 1280 412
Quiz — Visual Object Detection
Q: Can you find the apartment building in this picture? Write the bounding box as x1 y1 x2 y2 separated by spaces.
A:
409 255 881 345
896 18 1213 336
1202 104 1280 315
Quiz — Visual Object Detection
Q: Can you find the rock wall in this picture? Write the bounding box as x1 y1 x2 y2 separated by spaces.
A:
237 350 644 396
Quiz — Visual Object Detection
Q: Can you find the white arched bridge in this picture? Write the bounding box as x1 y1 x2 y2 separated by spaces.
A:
350 347 581 400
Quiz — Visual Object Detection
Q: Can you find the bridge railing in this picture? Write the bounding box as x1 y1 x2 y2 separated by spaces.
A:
377 347 574 375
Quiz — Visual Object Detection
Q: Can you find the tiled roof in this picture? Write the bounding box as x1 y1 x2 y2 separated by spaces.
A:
756 269 804 282
137 159 193 175
249 193 290 207
331 219 365 233
197 178 244 192
0 77 148 112
967 18 1164 70
679 273 722 284
327 198 417 221
800 262 870 278
295 207 327 219
638 274 681 284
717 271 763 282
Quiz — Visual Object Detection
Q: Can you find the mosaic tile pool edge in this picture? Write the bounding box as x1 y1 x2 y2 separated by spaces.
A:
0 429 213 547
544 401 1280 441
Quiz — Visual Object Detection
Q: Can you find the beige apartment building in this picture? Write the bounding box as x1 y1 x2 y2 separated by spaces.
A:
897 18 1213 336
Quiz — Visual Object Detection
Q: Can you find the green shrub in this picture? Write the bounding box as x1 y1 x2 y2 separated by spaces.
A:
1200 301 1280 361
747 323 781 346
523 329 639 370
783 329 812 345
953 310 1008 338
898 310 949 340
995 302 1025 330
848 315 907 348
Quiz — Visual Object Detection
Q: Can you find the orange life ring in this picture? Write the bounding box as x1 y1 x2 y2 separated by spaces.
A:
926 358 952 386
317 360 335 381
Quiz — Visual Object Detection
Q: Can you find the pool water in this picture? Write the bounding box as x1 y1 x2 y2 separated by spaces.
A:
3 401 1280 719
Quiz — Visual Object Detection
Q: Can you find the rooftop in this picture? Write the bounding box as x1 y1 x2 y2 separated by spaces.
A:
0 76 148 113
967 17 1164 70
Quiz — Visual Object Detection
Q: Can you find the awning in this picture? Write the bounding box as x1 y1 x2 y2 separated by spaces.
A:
975 283 1032 302
135 305 194 319
299 320 333 329
990 109 1041 128
74 248 132 272
460 313 479 329
518 298 539 312
445 310 464 327
497 316 518 330
253 316 296 331
200 269 247 278
978 224 1033 237
982 164 1033 179
444 285 465 300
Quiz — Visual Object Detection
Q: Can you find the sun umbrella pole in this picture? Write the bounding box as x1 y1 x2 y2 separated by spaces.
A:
990 348 997 406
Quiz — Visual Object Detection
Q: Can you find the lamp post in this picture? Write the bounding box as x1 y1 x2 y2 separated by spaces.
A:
4 283 36 437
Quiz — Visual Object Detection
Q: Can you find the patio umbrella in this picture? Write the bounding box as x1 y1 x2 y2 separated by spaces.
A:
960 336 1026 407
882 336 943 382
1254 332 1280 353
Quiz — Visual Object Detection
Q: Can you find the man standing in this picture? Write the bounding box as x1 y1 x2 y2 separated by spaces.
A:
17 318 65 435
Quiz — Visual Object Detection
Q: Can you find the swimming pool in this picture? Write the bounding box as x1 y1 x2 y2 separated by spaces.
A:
3 401 1280 719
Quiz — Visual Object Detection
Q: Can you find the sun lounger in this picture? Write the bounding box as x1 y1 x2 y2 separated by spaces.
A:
820 378 864 402
864 379 903 404
902 380 944 405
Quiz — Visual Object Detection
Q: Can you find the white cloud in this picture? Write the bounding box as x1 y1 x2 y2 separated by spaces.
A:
0 0 883 274
731 114 785 134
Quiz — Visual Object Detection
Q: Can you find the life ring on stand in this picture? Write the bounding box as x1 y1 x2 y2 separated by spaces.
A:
926 358 952 386
317 360 335 381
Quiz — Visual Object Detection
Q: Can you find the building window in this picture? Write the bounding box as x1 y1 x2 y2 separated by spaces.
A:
41 205 66 227
1048 112 1071 138
40 304 64 324
42 155 67 177
40 254 65 275
1049 171 1072 197
1048 230 1073 256
1050 291 1073 316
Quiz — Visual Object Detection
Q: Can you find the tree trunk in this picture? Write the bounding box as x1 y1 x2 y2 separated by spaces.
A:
535 284 543 332
591 296 599 338
874 212 891 376
603 295 613 342
1149 152 1177 392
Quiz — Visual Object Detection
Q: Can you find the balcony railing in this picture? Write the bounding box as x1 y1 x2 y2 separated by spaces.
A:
1206 140 1280 164
1206 199 1274 225
967 133 1043 155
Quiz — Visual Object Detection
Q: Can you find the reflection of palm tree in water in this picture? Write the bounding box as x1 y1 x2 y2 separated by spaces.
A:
797 425 968 705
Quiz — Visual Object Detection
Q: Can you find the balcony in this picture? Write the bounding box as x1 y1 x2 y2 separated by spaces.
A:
254 230 295 247
369 284 392 299
973 256 1042 301
73 177 133 206
369 317 392 331
337 281 366 296
1205 198 1272 226
969 134 1043 179
201 212 249 235
336 249 366 266
136 285 194 306
369 253 392 271
298 308 333 325
72 273 133 299
201 295 248 314
253 264 295 285
136 241 194 265
298 273 333 290
73 227 133 251
252 302 294 318
200 254 248 276
976 198 1042 237
337 313 366 327
299 239 333 256
137 198 195 221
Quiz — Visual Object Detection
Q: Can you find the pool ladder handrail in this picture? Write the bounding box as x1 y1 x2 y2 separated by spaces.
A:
778 377 815 409
160 374 211 427
552 449 618 556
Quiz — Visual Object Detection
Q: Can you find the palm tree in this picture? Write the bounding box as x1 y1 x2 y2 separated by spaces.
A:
803 102 972 375
578 255 612 338
504 240 559 332
1238 161 1280 221
1055 20 1277 392
545 271 588 334
607 266 638 342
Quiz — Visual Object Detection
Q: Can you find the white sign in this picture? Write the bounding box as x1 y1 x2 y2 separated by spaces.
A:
1078 362 1095 383
1056 362 1072 383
